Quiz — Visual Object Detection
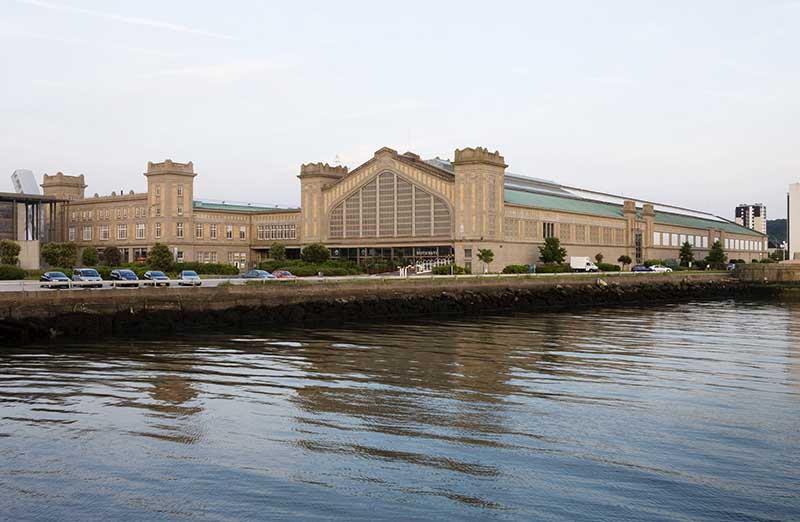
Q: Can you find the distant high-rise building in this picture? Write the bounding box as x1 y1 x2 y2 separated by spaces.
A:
11 169 40 195
735 203 767 234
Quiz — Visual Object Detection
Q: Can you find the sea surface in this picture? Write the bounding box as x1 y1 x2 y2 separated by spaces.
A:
1 300 798 521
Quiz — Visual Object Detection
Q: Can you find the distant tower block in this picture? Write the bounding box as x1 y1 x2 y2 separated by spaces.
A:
41 172 87 201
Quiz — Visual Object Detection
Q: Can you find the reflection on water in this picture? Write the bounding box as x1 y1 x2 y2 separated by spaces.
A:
1 300 799 521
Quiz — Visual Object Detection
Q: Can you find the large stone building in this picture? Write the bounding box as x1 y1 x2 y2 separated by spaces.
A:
44 146 767 271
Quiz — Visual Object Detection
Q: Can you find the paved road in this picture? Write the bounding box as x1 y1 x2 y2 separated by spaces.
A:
0 270 688 293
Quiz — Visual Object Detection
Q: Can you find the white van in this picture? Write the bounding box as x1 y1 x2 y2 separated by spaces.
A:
570 257 599 272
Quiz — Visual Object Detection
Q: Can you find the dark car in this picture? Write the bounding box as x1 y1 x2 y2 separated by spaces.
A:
39 271 71 289
631 265 653 273
143 270 170 287
242 269 276 280
110 269 140 287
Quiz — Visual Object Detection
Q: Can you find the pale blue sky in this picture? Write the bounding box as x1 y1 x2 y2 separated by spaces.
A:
2 0 798 217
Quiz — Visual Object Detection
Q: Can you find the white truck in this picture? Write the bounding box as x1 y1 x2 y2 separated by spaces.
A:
570 256 599 272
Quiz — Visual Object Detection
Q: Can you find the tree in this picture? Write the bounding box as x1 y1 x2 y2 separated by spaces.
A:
0 240 21 265
679 241 694 267
539 237 567 264
147 242 173 271
595 252 604 264
41 242 78 268
301 243 330 263
269 242 286 261
103 246 122 267
705 240 727 270
770 249 785 262
617 254 632 269
477 248 494 273
81 247 98 266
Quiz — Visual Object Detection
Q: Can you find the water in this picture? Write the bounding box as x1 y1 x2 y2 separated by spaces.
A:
1 300 798 521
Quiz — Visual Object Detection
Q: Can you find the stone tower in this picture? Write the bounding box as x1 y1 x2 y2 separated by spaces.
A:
453 147 507 241
144 160 196 241
298 162 347 242
41 172 87 201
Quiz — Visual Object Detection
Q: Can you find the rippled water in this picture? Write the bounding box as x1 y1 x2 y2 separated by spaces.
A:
1 300 799 521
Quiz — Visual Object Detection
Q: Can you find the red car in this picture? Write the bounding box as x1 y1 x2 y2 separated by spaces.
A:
271 270 296 279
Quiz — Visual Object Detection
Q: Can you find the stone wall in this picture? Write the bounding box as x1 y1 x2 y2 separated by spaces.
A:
0 273 771 346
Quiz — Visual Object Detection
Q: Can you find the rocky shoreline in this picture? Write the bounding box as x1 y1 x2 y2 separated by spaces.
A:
0 273 779 346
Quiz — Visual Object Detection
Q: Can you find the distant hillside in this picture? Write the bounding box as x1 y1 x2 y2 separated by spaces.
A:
768 219 787 244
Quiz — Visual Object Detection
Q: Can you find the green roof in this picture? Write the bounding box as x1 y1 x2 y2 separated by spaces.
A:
504 188 764 237
193 200 297 213
504 189 625 219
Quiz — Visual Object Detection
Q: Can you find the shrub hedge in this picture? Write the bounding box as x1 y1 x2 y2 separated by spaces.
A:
0 264 25 280
432 264 467 275
258 259 363 277
534 264 571 274
502 264 530 274
597 263 621 272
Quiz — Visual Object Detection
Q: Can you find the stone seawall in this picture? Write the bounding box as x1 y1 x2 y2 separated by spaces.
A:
0 273 771 346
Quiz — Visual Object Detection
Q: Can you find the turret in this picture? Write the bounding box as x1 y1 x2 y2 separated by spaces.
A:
144 159 197 239
298 162 348 241
41 172 87 201
453 147 507 240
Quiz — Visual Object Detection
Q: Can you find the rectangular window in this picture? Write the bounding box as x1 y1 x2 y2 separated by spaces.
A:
210 224 218 239
155 222 161 239
653 231 661 246
176 222 184 239
177 206 184 216
176 250 184 262
117 224 127 240
100 224 109 240
226 225 233 240
177 185 184 197
123 208 128 219
155 185 161 197
671 233 678 246
82 225 92 241
688 235 695 246
543 222 555 238
68 226 76 241
136 223 146 240
240 226 246 240
702 236 709 248
195 223 203 238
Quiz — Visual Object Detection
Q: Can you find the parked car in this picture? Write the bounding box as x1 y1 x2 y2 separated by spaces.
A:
40 271 71 289
242 269 276 280
143 270 170 286
271 270 296 279
110 269 140 287
649 265 673 273
72 268 103 288
726 263 737 271
631 265 653 272
177 270 202 286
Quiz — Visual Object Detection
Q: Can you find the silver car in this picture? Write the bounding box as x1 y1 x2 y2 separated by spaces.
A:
72 268 103 288
177 270 202 286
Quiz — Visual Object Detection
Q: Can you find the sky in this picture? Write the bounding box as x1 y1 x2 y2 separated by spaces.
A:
1 0 798 218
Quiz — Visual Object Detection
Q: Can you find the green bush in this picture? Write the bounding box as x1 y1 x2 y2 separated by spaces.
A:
0 264 25 280
432 264 467 275
41 242 78 268
597 263 621 272
664 259 680 270
269 242 286 261
643 259 663 267
502 264 530 274
172 262 239 276
0 240 21 265
102 246 122 266
81 247 98 266
301 243 331 263
760 258 777 264
534 263 571 274
258 259 363 277
147 243 173 271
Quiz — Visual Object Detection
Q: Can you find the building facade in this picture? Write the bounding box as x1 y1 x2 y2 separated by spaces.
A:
735 203 767 234
42 161 301 269
44 147 768 271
